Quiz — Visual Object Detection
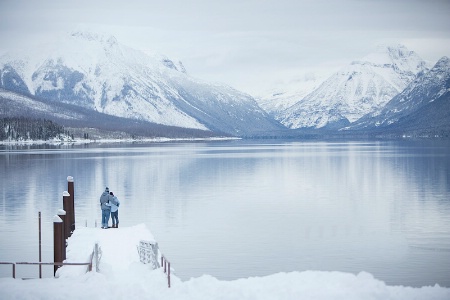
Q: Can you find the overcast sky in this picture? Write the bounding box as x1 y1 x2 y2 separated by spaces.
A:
1 0 450 95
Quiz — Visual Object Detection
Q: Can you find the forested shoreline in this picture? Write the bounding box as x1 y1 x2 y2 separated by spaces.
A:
0 117 66 141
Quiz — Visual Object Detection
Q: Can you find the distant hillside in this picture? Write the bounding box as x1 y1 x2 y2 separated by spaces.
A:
0 89 223 139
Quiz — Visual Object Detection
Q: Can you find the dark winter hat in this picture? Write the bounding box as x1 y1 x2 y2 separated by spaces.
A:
110 192 114 196
105 187 109 192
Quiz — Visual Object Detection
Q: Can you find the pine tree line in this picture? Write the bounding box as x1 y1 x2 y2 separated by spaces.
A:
0 117 65 141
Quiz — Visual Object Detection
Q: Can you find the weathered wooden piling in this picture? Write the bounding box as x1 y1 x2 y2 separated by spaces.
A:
57 209 67 261
67 176 75 232
53 215 64 276
38 211 42 278
62 191 71 239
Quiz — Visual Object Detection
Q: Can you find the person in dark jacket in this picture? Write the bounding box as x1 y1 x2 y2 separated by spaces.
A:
100 187 111 229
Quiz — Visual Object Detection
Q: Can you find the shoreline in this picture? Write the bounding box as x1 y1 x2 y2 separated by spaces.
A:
0 136 241 146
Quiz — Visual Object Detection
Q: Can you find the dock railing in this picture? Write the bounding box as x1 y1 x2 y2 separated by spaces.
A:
0 244 97 279
161 255 171 288
0 262 16 278
137 240 172 288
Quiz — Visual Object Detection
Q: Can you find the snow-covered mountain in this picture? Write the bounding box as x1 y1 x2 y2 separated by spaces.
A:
347 56 450 132
0 31 282 136
256 72 327 116
274 45 430 129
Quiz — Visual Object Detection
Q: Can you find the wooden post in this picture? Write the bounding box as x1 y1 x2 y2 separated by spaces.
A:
63 192 71 239
67 176 75 233
38 211 42 279
53 215 64 276
57 209 67 261
95 243 100 272
168 262 171 288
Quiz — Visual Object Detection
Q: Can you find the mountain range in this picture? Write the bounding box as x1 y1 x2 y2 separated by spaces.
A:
0 32 449 139
346 56 450 135
0 31 283 137
262 45 431 129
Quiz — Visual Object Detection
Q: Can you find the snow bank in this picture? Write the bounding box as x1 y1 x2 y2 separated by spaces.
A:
1 269 448 300
1 224 448 300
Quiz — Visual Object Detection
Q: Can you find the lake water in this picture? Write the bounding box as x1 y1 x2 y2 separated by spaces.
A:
0 139 449 287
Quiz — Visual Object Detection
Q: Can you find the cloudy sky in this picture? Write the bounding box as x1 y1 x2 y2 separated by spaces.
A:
1 0 449 95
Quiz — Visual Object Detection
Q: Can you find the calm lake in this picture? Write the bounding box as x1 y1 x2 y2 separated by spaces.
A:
0 139 449 287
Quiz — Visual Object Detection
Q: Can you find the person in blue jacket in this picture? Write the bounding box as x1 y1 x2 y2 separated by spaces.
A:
109 191 120 228
99 187 111 229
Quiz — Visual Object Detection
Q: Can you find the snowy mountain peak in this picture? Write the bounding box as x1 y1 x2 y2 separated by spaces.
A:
368 44 412 61
348 55 450 131
70 30 117 45
63 30 187 74
69 31 120 48
352 44 427 74
434 56 450 70
274 44 430 129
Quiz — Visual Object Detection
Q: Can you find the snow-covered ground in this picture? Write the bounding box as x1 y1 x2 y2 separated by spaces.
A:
1 224 449 300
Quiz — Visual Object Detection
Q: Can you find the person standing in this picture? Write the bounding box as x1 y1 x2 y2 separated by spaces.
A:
100 187 111 229
109 191 120 228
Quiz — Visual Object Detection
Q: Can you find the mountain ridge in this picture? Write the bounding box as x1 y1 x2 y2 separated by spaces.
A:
346 56 450 133
1 33 448 139
0 31 283 136
269 44 431 129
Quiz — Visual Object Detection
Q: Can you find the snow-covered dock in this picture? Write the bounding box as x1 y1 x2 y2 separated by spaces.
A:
58 224 165 279
1 223 450 300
